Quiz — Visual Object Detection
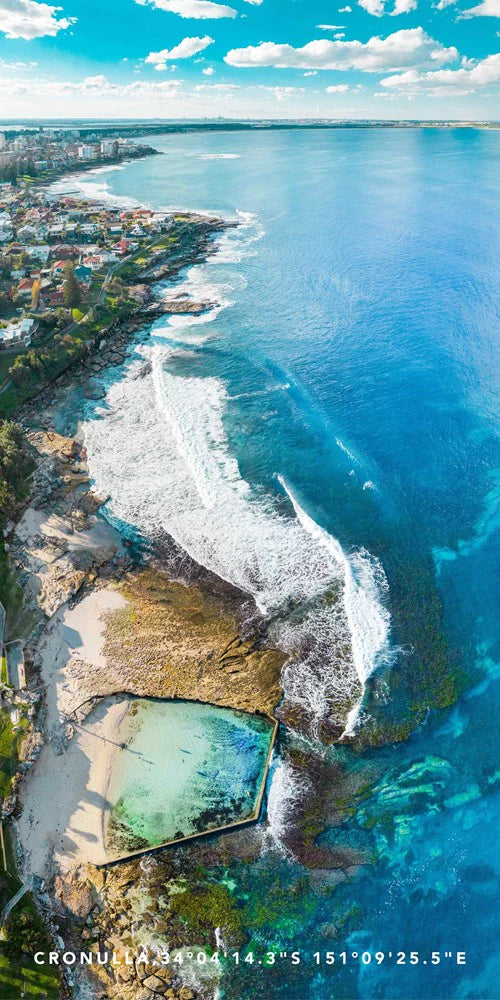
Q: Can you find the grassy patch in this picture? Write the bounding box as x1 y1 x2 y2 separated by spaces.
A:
0 897 61 999
0 710 28 802
0 355 21 386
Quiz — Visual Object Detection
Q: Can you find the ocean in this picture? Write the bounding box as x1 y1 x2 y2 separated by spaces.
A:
55 127 499 999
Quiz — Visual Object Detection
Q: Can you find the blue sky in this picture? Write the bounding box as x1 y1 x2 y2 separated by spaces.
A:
0 0 498 118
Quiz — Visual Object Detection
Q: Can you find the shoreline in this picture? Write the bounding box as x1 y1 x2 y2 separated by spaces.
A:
11 409 284 880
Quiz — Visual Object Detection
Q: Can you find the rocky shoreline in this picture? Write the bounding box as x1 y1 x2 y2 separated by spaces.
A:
0 195 292 998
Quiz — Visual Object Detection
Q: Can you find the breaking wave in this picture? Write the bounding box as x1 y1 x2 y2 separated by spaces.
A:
67 168 392 736
84 343 391 734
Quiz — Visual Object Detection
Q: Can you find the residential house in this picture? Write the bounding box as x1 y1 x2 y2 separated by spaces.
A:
50 244 79 260
46 288 65 306
16 276 37 299
74 265 92 285
52 260 69 276
0 317 37 348
82 253 104 270
27 245 51 264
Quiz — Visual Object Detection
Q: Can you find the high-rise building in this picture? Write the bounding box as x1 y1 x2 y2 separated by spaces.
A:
77 144 97 161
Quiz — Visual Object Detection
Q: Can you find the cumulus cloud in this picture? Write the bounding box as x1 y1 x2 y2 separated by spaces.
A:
326 82 350 90
0 0 76 39
261 85 305 100
135 0 236 19
381 51 500 92
0 74 184 98
338 5 352 10
461 0 500 15
225 28 458 72
358 0 417 15
316 22 346 28
202 65 215 73
146 35 214 70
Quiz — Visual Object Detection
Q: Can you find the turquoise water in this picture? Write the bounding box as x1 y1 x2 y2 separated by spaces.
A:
106 699 274 858
62 128 499 998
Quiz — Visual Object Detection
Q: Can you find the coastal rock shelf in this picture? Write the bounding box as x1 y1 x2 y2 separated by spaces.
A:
90 696 276 865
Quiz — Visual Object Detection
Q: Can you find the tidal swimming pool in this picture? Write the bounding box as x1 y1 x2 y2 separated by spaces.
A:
104 697 276 860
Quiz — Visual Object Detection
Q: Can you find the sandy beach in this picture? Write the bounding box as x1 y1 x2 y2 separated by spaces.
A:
17 587 127 877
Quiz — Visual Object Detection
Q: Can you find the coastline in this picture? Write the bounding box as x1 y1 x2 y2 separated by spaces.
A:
2 145 373 1000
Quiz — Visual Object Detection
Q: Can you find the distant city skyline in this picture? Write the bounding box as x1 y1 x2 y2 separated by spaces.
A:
0 0 498 119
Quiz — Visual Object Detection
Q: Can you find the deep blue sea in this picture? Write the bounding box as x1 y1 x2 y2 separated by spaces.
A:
58 128 499 999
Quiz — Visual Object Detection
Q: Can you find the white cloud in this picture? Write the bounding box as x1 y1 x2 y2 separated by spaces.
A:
146 35 214 70
135 0 236 19
461 0 500 15
338 5 352 10
225 28 458 72
0 57 37 68
243 0 263 4
303 70 317 75
316 22 346 28
195 81 239 88
261 85 305 100
202 65 215 73
326 83 350 91
0 0 76 39
358 0 417 15
392 0 418 11
0 74 185 97
334 32 345 38
381 51 500 92
359 0 384 12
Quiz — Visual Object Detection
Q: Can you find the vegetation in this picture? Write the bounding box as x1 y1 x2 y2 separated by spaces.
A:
0 712 29 802
0 421 33 522
63 263 81 309
0 897 60 999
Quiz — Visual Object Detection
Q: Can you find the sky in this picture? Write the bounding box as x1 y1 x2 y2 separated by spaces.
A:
0 0 498 119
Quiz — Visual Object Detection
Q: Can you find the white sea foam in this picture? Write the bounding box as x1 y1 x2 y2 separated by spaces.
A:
86 164 126 175
229 383 290 400
68 162 389 736
48 170 141 209
198 153 241 160
335 437 357 463
84 345 391 733
266 760 310 852
279 477 390 685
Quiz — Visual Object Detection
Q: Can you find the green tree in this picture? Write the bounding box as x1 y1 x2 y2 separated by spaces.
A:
63 262 81 308
0 420 32 519
3 908 48 960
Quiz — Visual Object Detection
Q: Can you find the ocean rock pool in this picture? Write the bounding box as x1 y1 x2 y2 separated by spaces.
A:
104 697 276 861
